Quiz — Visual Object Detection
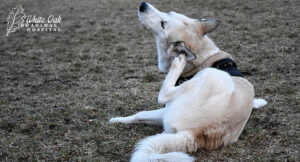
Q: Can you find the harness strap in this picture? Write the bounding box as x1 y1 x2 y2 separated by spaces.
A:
212 58 244 77
176 57 243 86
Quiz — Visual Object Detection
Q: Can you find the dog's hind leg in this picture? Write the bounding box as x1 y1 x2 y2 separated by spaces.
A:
109 108 165 125
158 55 186 104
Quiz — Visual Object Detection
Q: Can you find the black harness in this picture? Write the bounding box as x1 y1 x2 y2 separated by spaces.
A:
175 58 243 86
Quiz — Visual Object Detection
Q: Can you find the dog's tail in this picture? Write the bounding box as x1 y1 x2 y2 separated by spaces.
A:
131 131 196 162
253 98 268 109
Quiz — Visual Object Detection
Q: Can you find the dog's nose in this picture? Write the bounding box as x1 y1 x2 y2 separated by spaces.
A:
139 2 148 12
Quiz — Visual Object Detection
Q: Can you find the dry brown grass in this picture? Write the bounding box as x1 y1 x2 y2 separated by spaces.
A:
0 0 299 161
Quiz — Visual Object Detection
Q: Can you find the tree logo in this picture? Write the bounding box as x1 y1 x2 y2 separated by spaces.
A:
6 5 62 37
6 5 26 36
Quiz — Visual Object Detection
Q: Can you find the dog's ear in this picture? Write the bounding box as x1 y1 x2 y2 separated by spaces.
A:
170 41 196 61
199 19 221 35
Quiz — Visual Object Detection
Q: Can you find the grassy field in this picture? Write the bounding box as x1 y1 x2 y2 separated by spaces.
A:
0 0 299 161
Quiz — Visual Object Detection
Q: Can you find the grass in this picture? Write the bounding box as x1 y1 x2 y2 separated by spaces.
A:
0 0 299 161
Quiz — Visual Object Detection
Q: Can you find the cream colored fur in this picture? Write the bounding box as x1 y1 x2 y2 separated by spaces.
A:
109 3 267 162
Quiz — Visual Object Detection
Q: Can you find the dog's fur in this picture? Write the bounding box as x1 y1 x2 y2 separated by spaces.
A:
110 3 267 162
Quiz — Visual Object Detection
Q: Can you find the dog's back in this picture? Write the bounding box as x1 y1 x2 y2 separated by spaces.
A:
192 77 254 151
164 69 254 151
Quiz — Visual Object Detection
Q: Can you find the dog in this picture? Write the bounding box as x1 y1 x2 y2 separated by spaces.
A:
109 2 267 162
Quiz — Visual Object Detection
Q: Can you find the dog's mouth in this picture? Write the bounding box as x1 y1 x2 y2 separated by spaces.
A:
138 3 148 29
138 2 152 25
138 3 162 35
138 2 149 20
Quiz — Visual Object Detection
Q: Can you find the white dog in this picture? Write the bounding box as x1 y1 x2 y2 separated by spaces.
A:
110 2 267 162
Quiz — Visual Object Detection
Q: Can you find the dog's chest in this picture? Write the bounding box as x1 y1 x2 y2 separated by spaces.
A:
181 61 196 76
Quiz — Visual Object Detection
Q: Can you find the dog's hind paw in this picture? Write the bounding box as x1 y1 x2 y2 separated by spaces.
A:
171 55 186 71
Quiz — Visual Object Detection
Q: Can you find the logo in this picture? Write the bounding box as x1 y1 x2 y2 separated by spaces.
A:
6 5 62 36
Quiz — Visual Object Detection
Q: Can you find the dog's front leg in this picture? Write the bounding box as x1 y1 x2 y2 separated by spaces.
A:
158 55 186 104
109 108 165 125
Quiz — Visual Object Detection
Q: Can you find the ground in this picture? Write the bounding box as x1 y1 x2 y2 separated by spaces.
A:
0 0 299 161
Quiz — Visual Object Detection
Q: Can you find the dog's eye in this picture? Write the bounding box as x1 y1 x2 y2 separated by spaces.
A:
161 21 166 29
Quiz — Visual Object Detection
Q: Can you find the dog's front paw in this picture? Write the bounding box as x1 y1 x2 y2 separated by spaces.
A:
109 117 123 124
109 116 134 124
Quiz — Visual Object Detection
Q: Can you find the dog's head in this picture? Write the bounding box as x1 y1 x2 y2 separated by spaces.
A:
138 2 221 73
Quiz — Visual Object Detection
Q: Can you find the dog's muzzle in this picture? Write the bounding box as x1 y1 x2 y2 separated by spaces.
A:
139 2 148 12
